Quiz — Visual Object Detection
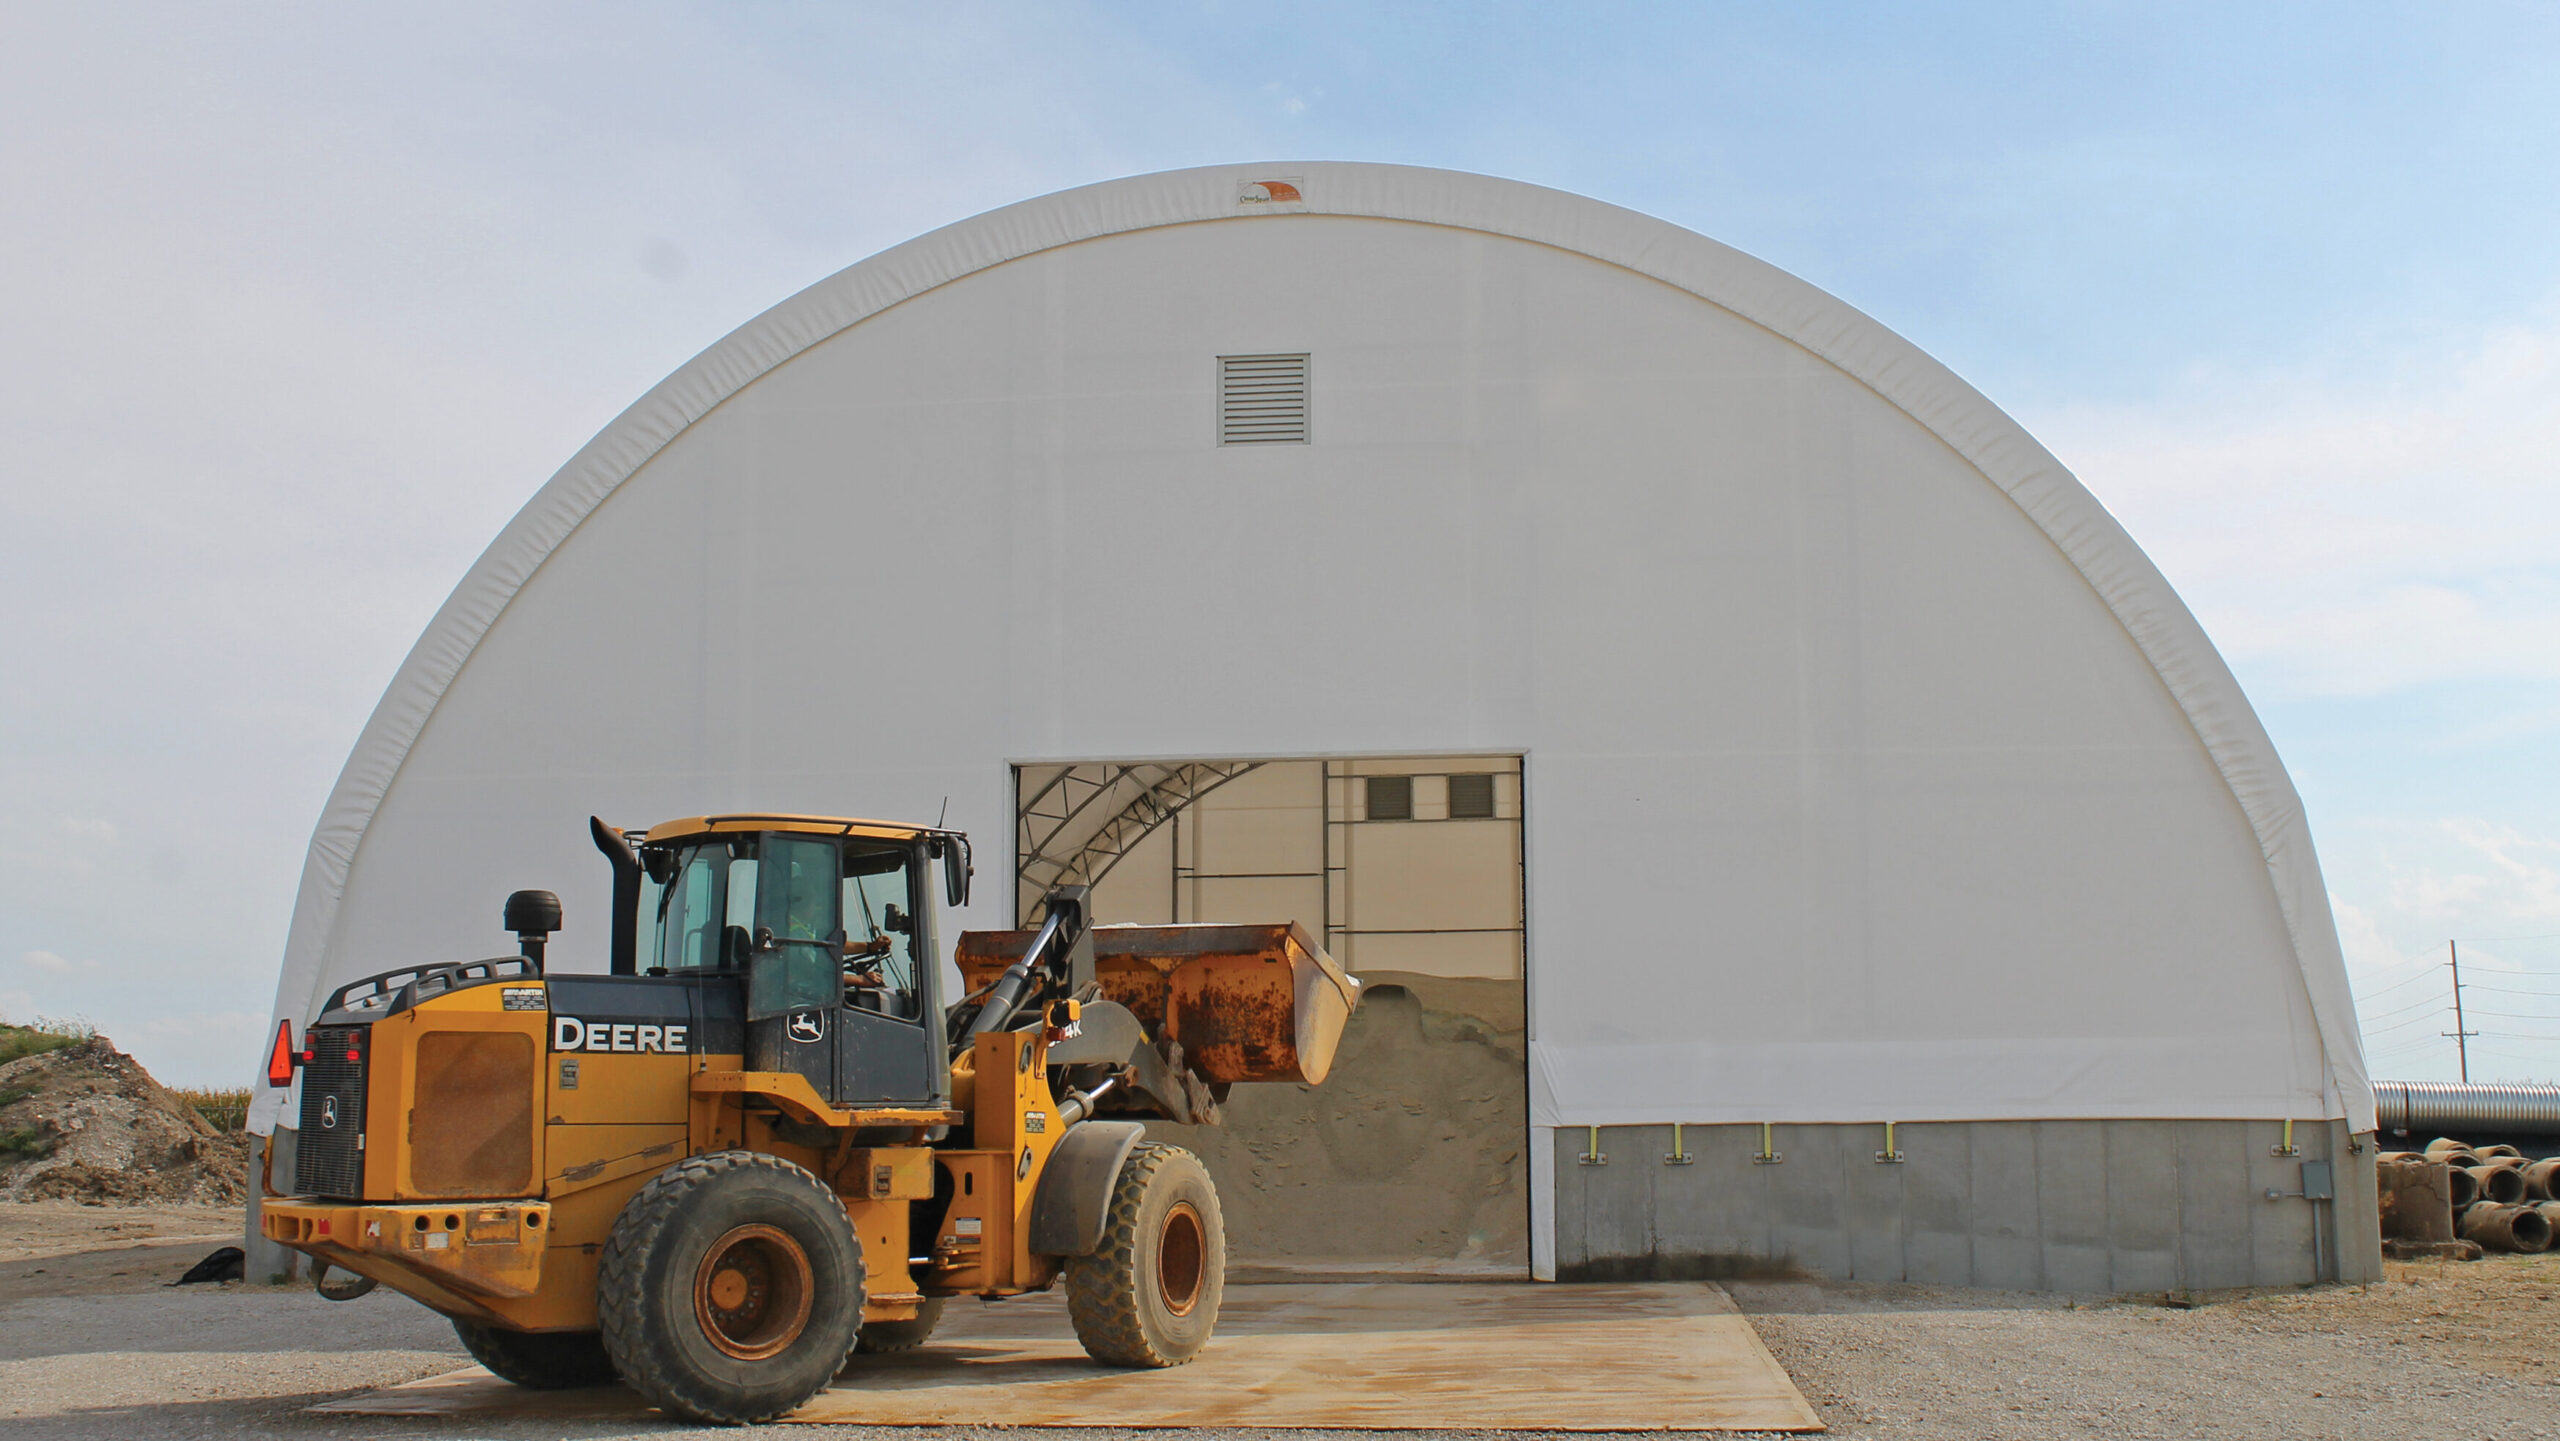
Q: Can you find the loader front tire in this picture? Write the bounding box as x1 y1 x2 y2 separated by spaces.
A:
1065 1142 1224 1367
452 1320 618 1389
597 1151 864 1425
853 1297 945 1355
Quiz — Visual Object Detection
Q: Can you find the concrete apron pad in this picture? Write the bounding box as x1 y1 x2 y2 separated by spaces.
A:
314 1281 1824 1431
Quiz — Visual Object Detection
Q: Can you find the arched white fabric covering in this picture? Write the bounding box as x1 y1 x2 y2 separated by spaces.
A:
256 164 2371 1163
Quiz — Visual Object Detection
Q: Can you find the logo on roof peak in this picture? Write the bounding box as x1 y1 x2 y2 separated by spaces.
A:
1237 178 1304 208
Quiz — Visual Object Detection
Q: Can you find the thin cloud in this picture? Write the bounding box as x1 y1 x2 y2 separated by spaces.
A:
143 1010 267 1040
2036 309 2560 700
2443 821 2560 922
2381 824 2560 926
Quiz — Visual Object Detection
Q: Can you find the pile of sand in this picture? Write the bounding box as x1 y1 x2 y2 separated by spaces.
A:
0 1036 246 1205
1150 976 1529 1272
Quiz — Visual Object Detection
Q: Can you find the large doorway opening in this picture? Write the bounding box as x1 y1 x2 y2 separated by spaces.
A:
1014 756 1529 1275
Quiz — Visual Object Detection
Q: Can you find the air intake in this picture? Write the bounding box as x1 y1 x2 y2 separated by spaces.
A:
1218 353 1310 445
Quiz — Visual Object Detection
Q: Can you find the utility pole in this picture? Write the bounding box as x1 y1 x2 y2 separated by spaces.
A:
2442 940 2477 1083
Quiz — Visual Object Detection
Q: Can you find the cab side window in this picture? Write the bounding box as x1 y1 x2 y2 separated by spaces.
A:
746 837 842 1019
842 845 920 1019
755 838 837 944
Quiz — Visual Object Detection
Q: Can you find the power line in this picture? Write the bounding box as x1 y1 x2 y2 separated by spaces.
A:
2355 967 2457 1003
2364 1020 2451 1044
2352 967 2456 1001
2364 1041 2455 1063
2357 992 2455 1025
2366 1024 2462 1049
2359 1013 2452 1038
2352 938 2560 1078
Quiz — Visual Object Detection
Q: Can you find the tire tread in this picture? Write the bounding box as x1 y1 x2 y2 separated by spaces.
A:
596 1149 860 1424
1063 1142 1219 1367
853 1296 946 1355
452 1319 617 1389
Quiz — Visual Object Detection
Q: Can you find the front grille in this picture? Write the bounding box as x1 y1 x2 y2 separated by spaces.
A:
295 1026 369 1199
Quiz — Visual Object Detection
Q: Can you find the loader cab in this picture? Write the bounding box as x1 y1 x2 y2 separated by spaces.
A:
633 816 964 1110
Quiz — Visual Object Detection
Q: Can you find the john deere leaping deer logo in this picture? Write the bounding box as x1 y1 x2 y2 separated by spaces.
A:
319 1096 339 1129
788 1010 824 1043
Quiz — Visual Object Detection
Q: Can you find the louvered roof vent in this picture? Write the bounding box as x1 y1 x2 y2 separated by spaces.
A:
1218 353 1309 445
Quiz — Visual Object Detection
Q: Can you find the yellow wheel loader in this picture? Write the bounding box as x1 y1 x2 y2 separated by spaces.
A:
258 813 1359 1424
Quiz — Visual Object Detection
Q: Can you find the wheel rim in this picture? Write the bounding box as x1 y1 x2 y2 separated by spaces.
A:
692 1223 815 1360
1156 1201 1205 1318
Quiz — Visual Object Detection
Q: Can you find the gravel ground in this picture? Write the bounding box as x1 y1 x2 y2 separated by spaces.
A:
6 1203 2558 1439
1735 1256 2560 1440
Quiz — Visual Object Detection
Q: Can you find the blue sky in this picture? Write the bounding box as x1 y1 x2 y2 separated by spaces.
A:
3 3 2556 1085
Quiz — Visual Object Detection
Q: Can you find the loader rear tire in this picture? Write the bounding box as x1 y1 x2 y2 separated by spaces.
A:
452 1320 618 1389
853 1297 945 1355
597 1150 864 1425
1065 1142 1224 1367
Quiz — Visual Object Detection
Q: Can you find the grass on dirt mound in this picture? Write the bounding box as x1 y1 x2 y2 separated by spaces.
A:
0 1017 93 1068
2 1020 95 1156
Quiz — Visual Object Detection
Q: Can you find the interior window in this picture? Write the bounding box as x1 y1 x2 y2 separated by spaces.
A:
842 843 920 1019
725 856 760 930
654 849 728 972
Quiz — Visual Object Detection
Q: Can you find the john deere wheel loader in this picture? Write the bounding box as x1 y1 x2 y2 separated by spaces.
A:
258 813 1359 1424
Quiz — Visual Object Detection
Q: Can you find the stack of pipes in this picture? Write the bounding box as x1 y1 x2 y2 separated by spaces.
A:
2376 1139 2560 1255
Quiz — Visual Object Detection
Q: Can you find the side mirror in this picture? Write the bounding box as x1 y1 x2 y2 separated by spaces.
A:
941 836 972 909
640 846 677 886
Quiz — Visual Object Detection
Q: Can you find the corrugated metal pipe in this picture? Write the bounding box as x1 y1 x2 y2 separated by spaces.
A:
2373 1081 2560 1134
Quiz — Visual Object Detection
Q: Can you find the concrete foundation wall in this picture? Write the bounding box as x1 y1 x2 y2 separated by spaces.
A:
241 1127 304 1283
1552 1118 2381 1291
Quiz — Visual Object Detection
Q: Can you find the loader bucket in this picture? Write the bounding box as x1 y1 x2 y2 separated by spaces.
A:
956 921 1361 1085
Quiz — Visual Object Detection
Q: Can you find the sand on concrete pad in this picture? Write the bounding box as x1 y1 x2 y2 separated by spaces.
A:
1 1201 241 1265
1 1201 243 1302
319 1281 1823 1432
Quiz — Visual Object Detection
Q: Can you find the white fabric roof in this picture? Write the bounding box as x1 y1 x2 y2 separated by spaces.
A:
256 162 2371 1150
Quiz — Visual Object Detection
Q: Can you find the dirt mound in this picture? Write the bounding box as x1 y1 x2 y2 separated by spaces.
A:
0 1036 246 1205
